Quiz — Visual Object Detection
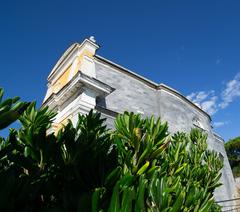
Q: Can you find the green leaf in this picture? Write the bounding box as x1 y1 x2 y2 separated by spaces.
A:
172 191 185 211
137 161 150 175
135 175 147 212
121 186 135 212
105 167 122 187
92 187 105 212
108 183 120 212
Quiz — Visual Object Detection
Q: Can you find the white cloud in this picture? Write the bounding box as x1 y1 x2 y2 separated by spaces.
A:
219 73 240 109
213 121 228 128
186 72 240 117
186 92 196 100
201 96 218 115
187 91 218 115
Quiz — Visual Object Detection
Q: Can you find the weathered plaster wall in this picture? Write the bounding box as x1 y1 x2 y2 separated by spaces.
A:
158 89 211 133
94 59 235 202
95 62 159 117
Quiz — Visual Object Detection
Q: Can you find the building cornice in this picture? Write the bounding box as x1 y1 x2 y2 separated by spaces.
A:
43 71 114 108
95 105 119 118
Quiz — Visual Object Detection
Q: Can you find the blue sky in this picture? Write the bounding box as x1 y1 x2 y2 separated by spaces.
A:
0 0 240 141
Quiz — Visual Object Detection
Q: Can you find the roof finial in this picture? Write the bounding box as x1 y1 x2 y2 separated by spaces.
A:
89 36 96 43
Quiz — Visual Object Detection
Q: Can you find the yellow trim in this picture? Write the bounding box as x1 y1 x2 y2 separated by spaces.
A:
49 49 94 94
74 49 94 76
52 64 72 93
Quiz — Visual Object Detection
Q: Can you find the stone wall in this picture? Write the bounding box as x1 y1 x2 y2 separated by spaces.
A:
95 61 159 117
94 57 236 202
158 88 211 133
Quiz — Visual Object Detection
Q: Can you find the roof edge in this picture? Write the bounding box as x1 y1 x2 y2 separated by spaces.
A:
158 83 212 121
95 55 159 88
48 38 100 80
95 55 212 121
213 132 225 143
48 43 79 80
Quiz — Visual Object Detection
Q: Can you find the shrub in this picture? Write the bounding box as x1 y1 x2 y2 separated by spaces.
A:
102 113 223 211
0 88 223 211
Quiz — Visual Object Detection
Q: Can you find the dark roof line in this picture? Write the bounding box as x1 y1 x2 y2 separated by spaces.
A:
94 54 212 121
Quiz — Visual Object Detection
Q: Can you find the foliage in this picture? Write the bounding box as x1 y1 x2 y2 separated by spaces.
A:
225 137 240 177
0 88 30 130
0 88 223 211
97 113 223 211
0 100 116 211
